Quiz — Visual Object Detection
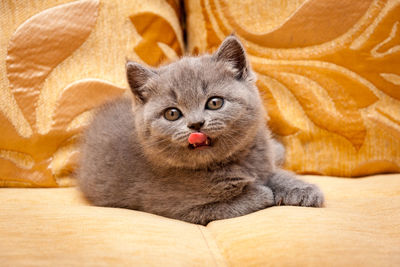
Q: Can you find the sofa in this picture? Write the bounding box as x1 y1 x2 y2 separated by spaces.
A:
1 0 399 266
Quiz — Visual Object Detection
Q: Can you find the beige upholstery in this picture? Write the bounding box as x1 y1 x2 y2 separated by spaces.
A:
1 174 399 266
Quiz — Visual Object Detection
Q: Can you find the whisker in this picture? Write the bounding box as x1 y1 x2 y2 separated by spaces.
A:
172 132 190 142
207 121 225 127
205 126 224 132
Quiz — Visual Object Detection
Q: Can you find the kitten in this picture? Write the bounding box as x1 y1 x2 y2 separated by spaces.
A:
78 36 324 225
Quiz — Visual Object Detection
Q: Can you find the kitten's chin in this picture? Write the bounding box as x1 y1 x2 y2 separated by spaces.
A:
154 143 238 170
142 142 223 170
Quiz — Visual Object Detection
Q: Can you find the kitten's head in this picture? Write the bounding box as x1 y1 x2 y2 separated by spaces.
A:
126 36 265 169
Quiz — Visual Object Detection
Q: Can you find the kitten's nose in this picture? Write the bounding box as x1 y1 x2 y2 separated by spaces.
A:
187 120 205 131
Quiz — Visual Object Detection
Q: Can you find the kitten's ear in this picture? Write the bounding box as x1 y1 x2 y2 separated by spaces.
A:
213 35 253 81
126 61 157 103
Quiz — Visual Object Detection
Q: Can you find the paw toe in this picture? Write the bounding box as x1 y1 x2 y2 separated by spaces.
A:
299 186 324 207
276 185 324 207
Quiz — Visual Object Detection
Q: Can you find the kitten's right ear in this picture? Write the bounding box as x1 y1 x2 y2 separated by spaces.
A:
126 61 157 103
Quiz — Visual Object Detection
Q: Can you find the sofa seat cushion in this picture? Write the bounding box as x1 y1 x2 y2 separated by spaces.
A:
1 174 399 266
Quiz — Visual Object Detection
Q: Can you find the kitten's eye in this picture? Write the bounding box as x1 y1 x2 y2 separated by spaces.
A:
164 108 182 121
206 97 224 110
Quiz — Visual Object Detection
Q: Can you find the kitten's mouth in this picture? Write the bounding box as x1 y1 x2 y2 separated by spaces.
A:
188 132 212 150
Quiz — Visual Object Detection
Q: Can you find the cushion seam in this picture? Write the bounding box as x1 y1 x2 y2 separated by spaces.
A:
197 225 227 267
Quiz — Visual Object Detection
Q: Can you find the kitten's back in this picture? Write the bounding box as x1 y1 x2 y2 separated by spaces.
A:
78 98 143 208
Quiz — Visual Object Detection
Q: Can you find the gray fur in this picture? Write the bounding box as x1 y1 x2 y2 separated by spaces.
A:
77 36 324 225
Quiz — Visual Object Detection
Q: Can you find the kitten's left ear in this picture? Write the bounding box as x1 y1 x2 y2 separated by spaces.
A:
213 35 253 81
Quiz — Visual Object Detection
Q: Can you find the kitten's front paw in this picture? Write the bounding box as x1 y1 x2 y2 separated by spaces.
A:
274 184 324 207
209 177 248 201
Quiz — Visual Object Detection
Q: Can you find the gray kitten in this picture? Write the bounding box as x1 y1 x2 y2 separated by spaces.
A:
78 36 324 225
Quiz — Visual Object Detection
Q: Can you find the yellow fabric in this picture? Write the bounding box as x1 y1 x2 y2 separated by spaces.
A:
185 0 400 177
0 0 183 187
1 174 399 266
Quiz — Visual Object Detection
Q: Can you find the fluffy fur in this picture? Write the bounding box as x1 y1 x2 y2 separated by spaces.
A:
78 36 324 225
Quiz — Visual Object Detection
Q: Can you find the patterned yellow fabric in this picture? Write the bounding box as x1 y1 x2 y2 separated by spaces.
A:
0 0 183 187
1 174 399 266
185 0 400 177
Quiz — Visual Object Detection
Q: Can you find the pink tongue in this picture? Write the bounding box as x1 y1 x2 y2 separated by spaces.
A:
188 132 207 145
